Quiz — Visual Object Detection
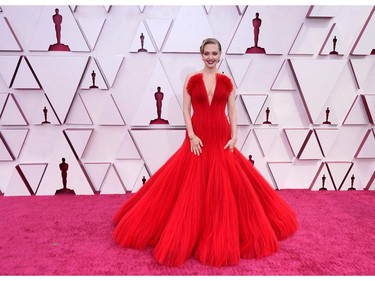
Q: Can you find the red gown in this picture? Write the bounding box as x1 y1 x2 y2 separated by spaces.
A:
112 72 298 267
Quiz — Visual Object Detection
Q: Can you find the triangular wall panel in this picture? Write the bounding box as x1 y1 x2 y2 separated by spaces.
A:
163 6 214 53
27 55 88 123
0 17 22 51
28 6 89 52
18 163 47 194
0 128 29 159
131 60 184 126
129 21 156 53
10 56 40 89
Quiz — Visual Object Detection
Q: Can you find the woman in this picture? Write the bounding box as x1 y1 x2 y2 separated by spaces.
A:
112 38 298 267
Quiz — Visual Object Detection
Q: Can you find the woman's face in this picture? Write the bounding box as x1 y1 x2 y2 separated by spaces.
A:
201 43 221 69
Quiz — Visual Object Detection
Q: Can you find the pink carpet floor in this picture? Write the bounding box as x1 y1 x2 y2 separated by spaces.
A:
0 190 374 275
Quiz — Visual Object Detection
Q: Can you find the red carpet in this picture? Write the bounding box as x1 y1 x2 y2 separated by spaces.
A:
0 190 374 275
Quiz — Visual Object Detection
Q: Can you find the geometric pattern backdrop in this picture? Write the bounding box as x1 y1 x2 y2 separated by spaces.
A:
0 5 374 196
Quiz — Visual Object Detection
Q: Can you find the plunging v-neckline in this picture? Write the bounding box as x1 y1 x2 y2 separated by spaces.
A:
202 72 217 107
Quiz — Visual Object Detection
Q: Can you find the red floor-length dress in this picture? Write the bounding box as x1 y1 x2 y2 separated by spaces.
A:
112 72 298 267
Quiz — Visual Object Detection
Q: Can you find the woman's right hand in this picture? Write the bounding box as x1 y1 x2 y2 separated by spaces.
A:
189 135 203 156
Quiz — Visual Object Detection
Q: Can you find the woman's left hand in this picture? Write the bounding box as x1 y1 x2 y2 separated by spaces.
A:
224 138 237 152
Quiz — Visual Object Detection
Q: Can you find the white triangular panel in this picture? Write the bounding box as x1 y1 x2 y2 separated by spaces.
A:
352 7 375 55
116 130 141 159
299 132 324 160
11 57 40 89
138 6 145 13
269 161 322 189
351 161 375 191
310 163 335 191
0 163 13 193
271 60 296 91
204 6 212 14
340 169 365 191
0 136 13 161
363 95 375 123
254 128 293 161
228 6 309 55
98 95 125 126
0 17 21 51
64 128 93 159
235 96 250 126
236 5 247 15
163 6 214 53
240 130 274 185
0 93 7 112
284 129 309 158
255 103 279 125
241 95 267 124
289 22 330 55
28 6 89 52
36 133 93 195
131 129 185 174
290 59 348 123
0 129 29 159
226 57 251 88
129 21 156 53
100 164 126 194
95 56 124 88
307 6 340 17
343 95 370 125
4 168 30 196
27 55 88 123
81 58 108 90
236 126 251 151
0 56 20 87
104 5 111 13
77 127 126 162
76 17 106 51
132 165 149 193
326 162 353 190
355 129 375 159
65 94 93 125
115 160 144 192
12 91 60 125
0 94 28 126
84 162 111 192
314 129 340 157
145 19 172 52
350 58 375 93
132 60 184 126
317 106 339 125
18 163 47 194
267 162 292 190
368 175 375 190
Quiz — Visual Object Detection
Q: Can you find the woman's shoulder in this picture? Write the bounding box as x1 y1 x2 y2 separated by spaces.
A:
217 72 234 92
185 71 202 92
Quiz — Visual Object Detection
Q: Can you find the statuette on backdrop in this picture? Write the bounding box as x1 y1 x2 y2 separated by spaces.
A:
150 86 169 125
246 12 266 54
329 36 338 55
89 70 98 89
142 176 146 185
263 107 272 124
48 8 71 51
41 106 51 124
248 155 254 165
371 49 375 55
56 158 75 195
138 33 147 52
319 174 327 191
323 107 331 124
348 174 356 190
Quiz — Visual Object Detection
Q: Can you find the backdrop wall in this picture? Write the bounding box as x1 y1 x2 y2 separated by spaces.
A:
0 5 374 195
